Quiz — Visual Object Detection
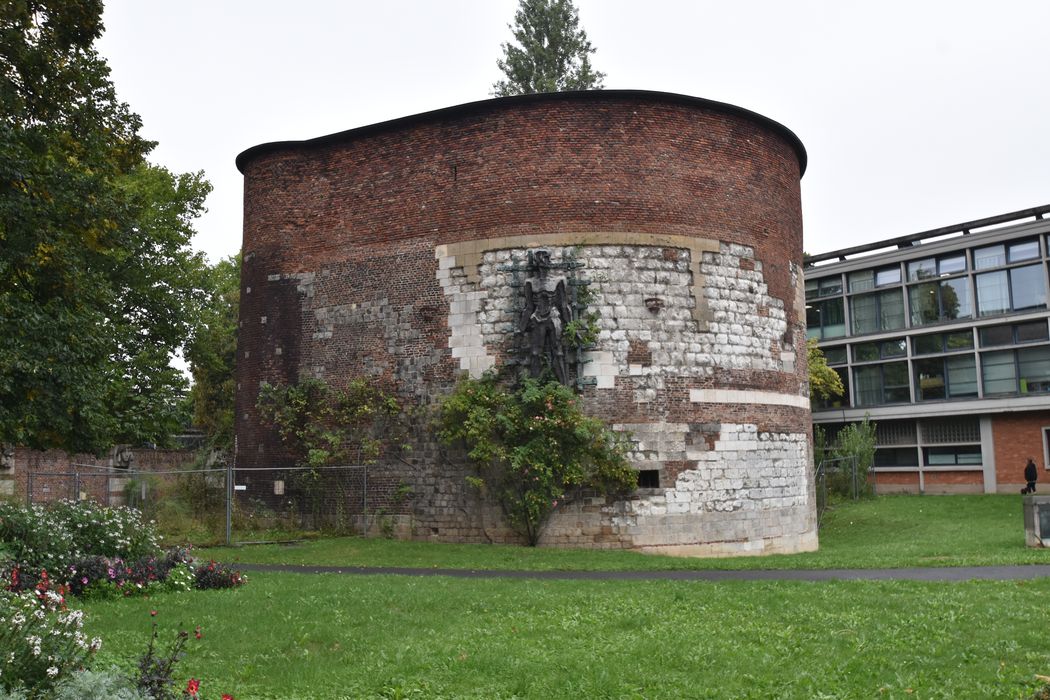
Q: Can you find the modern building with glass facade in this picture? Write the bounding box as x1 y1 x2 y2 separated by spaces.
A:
806 205 1050 493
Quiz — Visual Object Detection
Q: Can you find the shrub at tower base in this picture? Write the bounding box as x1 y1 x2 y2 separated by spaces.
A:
438 374 637 545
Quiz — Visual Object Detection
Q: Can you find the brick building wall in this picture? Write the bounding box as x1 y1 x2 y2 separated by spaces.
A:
236 91 815 555
992 411 1050 492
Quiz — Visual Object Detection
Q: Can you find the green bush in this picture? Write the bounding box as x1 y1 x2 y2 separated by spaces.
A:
438 375 637 545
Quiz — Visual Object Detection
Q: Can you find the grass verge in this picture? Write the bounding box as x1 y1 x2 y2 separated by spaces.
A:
199 494 1050 571
82 572 1050 699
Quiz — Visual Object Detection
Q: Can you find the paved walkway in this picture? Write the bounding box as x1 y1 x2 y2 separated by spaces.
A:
236 562 1050 582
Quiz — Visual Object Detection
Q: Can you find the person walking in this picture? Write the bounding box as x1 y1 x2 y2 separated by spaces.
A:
1023 457 1038 494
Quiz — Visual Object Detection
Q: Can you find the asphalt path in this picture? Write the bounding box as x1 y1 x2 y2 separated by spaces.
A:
235 562 1050 582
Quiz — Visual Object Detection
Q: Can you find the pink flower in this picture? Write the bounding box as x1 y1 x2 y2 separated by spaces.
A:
186 678 200 696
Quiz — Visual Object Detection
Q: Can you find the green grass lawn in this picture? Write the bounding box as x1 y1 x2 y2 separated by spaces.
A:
82 574 1050 699
198 494 1050 571
75 495 1050 698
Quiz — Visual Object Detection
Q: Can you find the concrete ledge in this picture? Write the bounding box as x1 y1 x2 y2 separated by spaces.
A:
689 388 809 408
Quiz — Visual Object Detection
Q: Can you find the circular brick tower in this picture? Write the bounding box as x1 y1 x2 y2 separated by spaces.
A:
236 90 815 556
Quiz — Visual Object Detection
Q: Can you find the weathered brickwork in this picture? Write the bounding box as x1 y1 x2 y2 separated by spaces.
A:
0 448 197 505
236 91 814 556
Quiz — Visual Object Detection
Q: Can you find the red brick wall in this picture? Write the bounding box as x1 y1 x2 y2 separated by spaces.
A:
1 448 198 505
992 411 1050 492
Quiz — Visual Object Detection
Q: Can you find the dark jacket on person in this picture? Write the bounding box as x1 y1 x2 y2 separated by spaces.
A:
1025 460 1038 483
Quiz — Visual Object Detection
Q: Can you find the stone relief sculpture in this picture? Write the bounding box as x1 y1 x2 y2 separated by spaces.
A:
0 444 14 471
110 444 134 470
520 249 571 384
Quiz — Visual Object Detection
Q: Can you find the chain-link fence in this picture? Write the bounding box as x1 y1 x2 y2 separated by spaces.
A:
814 455 875 527
24 462 388 546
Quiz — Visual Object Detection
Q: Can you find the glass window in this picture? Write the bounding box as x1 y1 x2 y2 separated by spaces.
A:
909 283 939 326
914 357 946 401
940 278 971 320
875 447 919 468
913 331 974 355
980 324 1014 347
946 331 974 351
908 277 970 327
982 350 1017 395
850 293 878 334
883 361 910 403
806 298 845 340
849 270 874 293
976 270 1010 316
946 355 978 397
924 446 982 466
879 290 905 331
853 366 881 406
1019 346 1050 394
853 342 878 362
938 254 966 276
908 258 936 281
806 277 842 300
882 339 906 357
913 333 943 355
974 244 1006 270
1009 264 1046 310
876 266 901 286
1008 239 1040 263
820 277 842 296
1017 321 1049 344
823 346 847 365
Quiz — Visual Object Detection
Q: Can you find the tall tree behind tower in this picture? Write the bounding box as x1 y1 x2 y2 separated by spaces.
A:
492 0 605 96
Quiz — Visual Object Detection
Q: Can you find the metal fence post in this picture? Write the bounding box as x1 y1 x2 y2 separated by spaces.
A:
225 458 233 546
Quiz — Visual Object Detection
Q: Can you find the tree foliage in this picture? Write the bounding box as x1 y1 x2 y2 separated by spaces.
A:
437 374 636 545
184 255 240 450
0 0 211 452
492 0 605 96
807 338 845 401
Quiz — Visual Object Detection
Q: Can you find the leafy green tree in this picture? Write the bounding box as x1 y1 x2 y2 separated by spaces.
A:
492 0 605 96
438 374 636 545
0 0 211 452
807 338 845 401
185 255 240 450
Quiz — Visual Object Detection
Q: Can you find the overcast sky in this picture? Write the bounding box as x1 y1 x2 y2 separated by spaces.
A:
97 0 1050 264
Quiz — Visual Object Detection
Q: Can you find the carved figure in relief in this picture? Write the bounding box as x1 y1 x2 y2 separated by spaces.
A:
520 250 571 384
0 444 14 471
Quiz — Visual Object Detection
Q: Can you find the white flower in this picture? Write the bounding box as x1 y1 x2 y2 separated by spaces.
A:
46 666 59 677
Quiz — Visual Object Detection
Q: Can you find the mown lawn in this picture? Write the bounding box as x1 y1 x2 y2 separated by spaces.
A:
82 574 1050 699
77 495 1050 698
200 494 1050 571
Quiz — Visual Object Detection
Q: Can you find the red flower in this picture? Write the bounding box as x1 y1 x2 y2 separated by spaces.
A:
150 610 157 617
222 695 234 700
194 625 202 639
186 678 200 696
